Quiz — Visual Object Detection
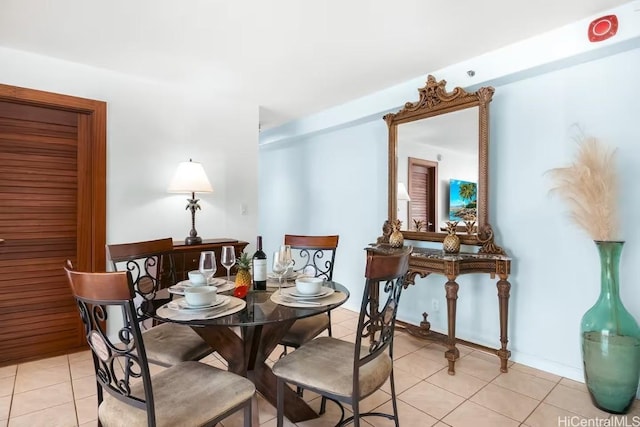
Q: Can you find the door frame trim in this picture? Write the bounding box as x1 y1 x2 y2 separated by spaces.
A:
0 84 106 272
407 157 438 232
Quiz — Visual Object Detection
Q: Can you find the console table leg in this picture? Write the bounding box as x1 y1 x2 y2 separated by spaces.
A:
445 278 460 375
497 275 512 373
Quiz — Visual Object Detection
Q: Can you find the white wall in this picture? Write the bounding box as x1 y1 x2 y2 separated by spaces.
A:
0 46 259 251
492 48 640 378
259 3 640 390
259 121 388 310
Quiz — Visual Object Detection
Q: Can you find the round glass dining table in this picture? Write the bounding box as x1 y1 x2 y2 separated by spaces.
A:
144 281 350 423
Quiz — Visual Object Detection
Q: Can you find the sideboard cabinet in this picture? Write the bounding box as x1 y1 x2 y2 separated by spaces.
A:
171 238 249 281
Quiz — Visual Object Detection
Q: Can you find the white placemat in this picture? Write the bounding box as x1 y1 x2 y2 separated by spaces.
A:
156 296 246 321
270 289 347 308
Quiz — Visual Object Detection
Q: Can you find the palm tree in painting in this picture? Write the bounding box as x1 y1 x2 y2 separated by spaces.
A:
459 183 477 207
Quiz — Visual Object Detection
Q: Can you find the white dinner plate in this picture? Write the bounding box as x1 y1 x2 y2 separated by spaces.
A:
169 278 234 295
281 286 335 300
168 295 230 312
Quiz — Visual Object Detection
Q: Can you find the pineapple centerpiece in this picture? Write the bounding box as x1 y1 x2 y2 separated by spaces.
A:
233 252 252 298
389 219 404 248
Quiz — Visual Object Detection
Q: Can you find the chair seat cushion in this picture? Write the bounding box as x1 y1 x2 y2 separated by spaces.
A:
272 336 392 399
280 314 330 347
142 323 212 366
99 361 255 427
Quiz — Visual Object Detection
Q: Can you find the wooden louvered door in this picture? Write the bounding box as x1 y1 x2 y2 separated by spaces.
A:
0 85 106 366
408 157 437 232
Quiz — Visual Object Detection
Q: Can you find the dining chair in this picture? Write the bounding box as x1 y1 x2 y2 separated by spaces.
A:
106 238 213 367
272 246 412 427
279 234 339 355
64 263 255 427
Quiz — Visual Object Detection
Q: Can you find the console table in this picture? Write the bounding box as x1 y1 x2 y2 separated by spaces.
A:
171 238 249 281
408 247 511 374
368 245 512 375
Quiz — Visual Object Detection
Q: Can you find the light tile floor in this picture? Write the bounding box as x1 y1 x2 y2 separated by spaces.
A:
1 307 638 427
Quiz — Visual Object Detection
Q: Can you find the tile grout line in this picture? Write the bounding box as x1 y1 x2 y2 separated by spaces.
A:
7 355 79 424
395 372 468 422
493 366 564 425
520 378 568 426
68 355 82 427
453 371 533 425
5 368 16 422
539 382 616 421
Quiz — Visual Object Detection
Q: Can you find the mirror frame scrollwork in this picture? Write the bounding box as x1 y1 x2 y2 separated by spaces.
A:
384 75 504 254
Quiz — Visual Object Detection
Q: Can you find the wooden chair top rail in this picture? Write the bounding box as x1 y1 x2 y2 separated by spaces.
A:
284 235 339 249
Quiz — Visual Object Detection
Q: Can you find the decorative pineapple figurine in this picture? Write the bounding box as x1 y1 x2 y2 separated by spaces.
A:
234 252 252 298
413 218 425 232
463 219 476 235
389 219 404 248
442 221 461 253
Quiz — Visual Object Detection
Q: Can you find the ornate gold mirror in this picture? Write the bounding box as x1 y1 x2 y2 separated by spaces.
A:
385 75 502 253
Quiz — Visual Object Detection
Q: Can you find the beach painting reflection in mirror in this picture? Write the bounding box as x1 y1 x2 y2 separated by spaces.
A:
449 179 477 221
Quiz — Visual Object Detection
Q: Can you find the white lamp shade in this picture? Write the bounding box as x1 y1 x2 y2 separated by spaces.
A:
167 160 213 193
397 182 411 201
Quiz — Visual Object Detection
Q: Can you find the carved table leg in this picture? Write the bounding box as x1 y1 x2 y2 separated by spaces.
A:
497 274 512 373
445 278 460 375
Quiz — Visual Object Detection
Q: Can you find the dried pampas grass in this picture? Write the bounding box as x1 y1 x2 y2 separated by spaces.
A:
547 134 619 241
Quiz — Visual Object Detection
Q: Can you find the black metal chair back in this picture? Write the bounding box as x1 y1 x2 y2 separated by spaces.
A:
273 246 412 427
353 247 410 396
284 234 339 280
107 238 176 316
64 264 157 426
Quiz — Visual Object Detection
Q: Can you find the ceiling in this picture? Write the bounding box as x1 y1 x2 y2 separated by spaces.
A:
0 0 627 129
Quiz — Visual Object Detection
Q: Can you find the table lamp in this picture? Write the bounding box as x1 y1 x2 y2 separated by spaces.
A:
168 159 213 245
397 182 411 230
397 182 411 202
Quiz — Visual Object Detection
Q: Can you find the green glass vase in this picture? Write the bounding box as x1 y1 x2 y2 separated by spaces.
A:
580 241 640 414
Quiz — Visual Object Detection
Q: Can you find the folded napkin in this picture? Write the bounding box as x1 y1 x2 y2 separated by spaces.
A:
270 290 347 308
156 297 246 321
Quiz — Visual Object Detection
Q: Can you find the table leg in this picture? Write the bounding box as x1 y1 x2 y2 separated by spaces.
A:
497 275 512 373
445 278 460 375
368 280 380 345
191 322 318 423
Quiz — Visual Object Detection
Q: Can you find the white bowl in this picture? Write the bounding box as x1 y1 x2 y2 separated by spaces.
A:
188 270 207 286
295 277 323 295
183 286 217 307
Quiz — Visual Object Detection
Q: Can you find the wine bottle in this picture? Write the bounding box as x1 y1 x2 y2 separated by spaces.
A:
252 236 267 290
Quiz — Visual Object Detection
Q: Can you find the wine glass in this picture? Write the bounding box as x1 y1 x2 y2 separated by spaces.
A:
279 245 294 279
198 251 217 285
272 250 287 291
221 246 236 284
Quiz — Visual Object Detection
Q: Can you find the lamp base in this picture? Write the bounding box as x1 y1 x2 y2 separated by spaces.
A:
185 236 202 245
